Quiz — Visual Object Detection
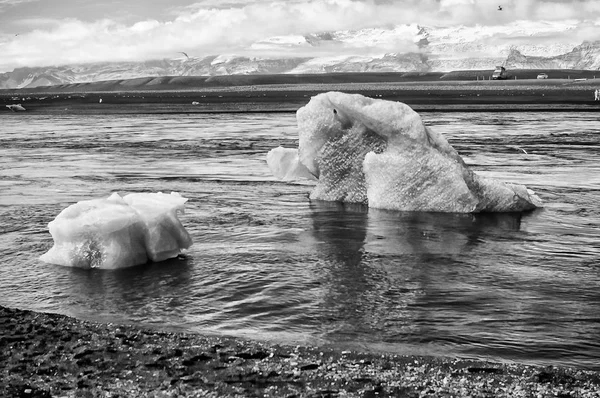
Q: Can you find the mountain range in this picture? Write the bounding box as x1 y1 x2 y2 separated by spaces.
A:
1 23 599 89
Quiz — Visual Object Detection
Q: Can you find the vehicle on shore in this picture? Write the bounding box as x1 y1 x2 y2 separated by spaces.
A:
492 66 507 80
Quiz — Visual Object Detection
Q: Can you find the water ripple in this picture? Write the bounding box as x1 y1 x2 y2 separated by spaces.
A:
1 112 599 369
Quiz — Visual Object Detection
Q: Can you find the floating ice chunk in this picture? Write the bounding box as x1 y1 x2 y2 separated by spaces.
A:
41 192 192 269
6 104 26 111
266 146 316 181
268 92 542 213
123 192 192 262
363 145 478 212
40 193 147 269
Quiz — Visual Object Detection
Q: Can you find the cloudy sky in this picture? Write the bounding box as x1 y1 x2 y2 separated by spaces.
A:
0 0 599 72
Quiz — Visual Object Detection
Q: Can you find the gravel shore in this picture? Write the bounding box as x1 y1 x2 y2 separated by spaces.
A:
2 305 600 397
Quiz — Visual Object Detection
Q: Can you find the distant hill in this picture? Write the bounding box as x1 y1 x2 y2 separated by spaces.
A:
7 72 444 93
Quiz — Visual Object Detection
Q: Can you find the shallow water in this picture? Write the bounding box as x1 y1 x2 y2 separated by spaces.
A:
1 111 599 369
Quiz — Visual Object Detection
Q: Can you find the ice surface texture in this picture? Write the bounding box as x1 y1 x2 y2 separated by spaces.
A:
266 146 316 181
267 91 542 213
40 192 192 269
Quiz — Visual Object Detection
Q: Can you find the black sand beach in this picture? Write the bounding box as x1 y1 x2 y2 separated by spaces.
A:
2 305 600 397
2 73 600 114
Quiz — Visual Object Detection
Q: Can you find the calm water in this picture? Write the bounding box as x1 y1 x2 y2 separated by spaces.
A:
1 110 599 370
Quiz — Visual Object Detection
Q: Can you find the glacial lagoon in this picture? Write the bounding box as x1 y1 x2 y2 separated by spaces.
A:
1 110 599 369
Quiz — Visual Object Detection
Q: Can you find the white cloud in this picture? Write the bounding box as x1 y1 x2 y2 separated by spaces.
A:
0 0 599 72
0 0 37 9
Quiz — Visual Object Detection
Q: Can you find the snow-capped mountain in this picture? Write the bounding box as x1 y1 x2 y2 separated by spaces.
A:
1 22 599 89
505 42 600 70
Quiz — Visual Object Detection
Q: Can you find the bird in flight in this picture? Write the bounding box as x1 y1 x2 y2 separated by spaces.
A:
498 5 503 10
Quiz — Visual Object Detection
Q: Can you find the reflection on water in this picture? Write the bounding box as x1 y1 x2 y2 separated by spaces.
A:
1 111 599 369
58 257 195 327
308 202 529 355
306 200 600 368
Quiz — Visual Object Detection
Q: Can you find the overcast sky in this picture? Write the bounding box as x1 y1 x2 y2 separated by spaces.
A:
0 0 599 72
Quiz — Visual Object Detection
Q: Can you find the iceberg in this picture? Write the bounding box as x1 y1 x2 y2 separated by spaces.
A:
40 192 192 269
266 146 316 181
6 104 26 112
267 92 542 213
122 192 192 263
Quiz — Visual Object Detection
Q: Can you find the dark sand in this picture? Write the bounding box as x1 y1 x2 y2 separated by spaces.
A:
2 79 600 114
2 305 600 397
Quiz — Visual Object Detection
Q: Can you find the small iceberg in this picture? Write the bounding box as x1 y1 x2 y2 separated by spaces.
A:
6 104 26 111
266 146 316 181
267 92 542 213
40 192 192 269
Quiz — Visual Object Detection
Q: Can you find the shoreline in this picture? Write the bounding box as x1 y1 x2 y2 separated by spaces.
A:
2 81 600 114
3 103 600 114
2 305 600 397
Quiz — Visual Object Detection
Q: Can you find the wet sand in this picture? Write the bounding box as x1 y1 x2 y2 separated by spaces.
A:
2 305 600 397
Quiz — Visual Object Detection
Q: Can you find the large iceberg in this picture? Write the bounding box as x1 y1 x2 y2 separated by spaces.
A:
267 92 542 213
40 192 192 269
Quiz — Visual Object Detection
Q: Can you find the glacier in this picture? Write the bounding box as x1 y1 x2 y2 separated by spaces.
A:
267 92 542 213
40 192 192 269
